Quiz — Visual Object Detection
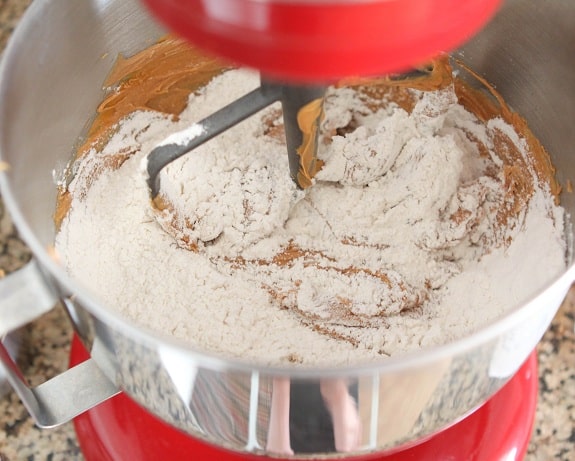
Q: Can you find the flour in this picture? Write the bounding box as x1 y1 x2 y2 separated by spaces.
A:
157 123 205 147
55 68 567 365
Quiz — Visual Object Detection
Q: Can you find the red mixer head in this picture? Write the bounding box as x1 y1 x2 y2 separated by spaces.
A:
141 0 502 82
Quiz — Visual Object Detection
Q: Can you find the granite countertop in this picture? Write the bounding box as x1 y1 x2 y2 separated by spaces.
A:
0 1 574 460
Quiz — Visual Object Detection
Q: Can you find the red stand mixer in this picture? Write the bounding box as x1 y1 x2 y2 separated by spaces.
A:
140 0 502 83
77 0 536 459
2 1 575 461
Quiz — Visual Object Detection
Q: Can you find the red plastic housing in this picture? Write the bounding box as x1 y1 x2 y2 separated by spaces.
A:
141 0 502 83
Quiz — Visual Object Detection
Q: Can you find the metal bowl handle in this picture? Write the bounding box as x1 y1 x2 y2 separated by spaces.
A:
0 259 119 427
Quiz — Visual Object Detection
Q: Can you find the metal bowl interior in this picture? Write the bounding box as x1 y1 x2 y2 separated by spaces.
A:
0 0 574 457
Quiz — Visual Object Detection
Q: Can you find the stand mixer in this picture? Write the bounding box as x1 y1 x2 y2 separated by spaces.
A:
93 0 537 459
136 3 510 456
2 0 575 461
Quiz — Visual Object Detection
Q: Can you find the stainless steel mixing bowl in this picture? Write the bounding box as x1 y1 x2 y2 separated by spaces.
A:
0 0 574 458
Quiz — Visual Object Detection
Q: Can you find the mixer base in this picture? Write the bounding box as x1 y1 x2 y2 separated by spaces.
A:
71 337 537 461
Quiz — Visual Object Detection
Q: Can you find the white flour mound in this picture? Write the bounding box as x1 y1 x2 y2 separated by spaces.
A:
56 69 567 366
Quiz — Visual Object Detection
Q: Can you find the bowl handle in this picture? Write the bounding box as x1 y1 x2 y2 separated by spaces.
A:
0 259 119 427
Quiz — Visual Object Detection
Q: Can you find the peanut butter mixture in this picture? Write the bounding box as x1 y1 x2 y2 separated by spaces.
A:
54 38 567 365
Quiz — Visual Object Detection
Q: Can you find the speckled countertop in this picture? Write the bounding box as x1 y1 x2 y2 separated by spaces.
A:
0 1 574 460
